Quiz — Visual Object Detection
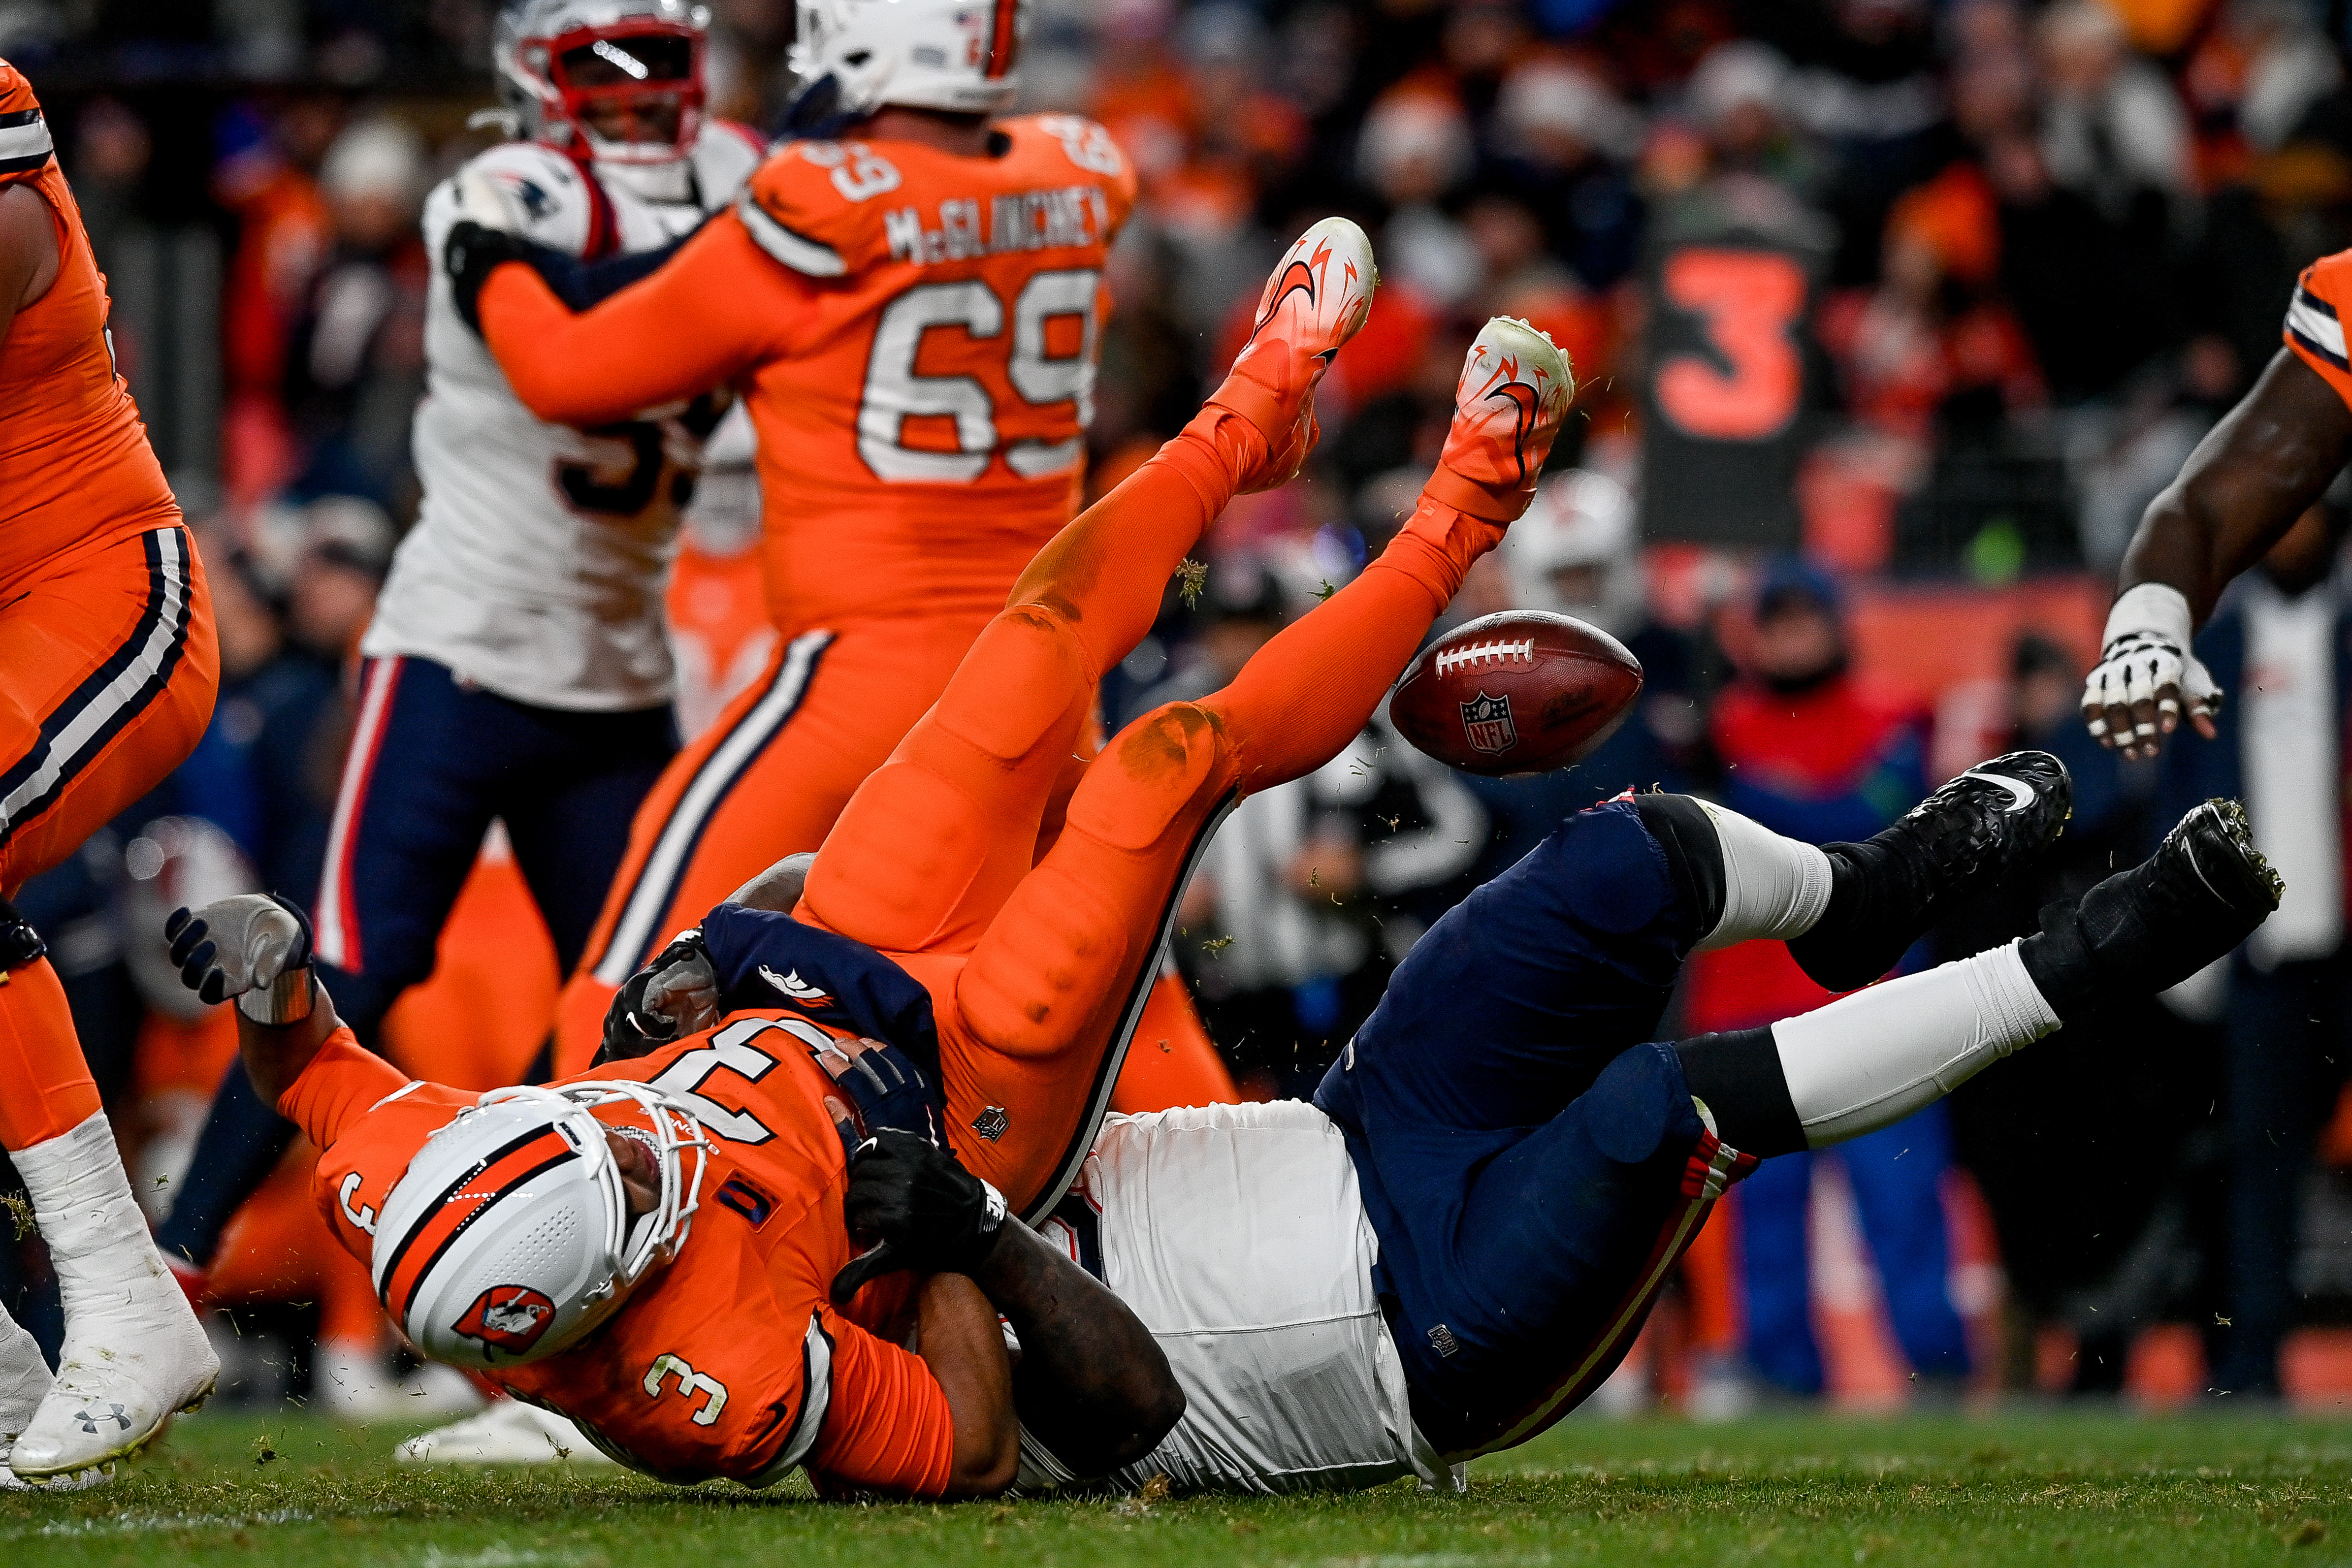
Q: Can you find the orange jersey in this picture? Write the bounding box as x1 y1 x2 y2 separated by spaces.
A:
476 115 1137 636
284 1021 957 1494
0 61 178 589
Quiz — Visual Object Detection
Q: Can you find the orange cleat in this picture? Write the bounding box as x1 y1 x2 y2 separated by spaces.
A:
1424 316 1576 524
1205 216 1377 492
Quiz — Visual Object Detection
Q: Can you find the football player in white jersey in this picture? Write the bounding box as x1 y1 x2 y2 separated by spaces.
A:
156 0 763 1310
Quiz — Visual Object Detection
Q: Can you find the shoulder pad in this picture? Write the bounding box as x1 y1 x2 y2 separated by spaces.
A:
462 142 598 255
737 140 913 278
1000 115 1137 236
693 120 768 211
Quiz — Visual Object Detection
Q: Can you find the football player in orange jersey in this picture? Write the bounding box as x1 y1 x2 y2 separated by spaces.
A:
445 0 1232 1105
159 221 1584 1492
2085 250 2352 759
0 61 222 1481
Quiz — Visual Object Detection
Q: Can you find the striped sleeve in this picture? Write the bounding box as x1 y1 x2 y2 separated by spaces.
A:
2285 254 2352 407
0 107 50 180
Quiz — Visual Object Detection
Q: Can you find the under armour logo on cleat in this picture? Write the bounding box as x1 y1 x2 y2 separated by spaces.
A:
73 1404 129 1434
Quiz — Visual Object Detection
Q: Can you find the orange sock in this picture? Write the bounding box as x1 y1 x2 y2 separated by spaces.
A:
0 958 100 1151
1377 492 1511 614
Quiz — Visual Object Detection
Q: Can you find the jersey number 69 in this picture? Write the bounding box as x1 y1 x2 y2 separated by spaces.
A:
857 270 1100 484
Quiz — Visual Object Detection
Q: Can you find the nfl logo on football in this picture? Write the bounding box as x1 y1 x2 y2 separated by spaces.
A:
1460 692 1516 755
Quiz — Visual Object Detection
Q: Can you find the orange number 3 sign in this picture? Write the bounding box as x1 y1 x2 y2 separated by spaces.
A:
1655 248 1806 442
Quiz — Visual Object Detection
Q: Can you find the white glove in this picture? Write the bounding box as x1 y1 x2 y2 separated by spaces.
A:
2081 583 2223 759
164 894 316 1024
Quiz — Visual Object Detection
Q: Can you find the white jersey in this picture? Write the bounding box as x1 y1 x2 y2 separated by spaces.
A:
363 124 764 711
1028 1101 1450 1496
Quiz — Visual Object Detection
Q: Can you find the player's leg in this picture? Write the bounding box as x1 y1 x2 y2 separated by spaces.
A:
549 621 970 1072
0 525 220 1480
948 316 1575 1213
1387 798 2281 1458
1320 751 2072 1146
800 218 1379 960
157 655 508 1275
496 701 675 977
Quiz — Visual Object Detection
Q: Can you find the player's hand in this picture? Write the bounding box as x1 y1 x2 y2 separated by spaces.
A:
2083 582 2222 761
830 1129 1006 1304
809 1034 944 1147
598 931 718 1063
2083 631 2223 760
165 894 316 1024
444 219 537 336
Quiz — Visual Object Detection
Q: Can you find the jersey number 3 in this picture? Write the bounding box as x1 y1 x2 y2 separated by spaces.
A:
858 270 1100 484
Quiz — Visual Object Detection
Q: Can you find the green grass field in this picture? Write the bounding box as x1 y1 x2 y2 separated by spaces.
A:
6 1408 2351 1568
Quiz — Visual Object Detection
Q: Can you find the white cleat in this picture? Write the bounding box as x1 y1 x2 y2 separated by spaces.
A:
6 1113 217 1480
0 1307 103 1490
394 1397 613 1465
1208 214 1378 492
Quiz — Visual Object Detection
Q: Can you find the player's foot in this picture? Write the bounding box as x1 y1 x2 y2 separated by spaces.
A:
394 1397 615 1465
1206 216 1377 492
1790 750 2073 993
2022 798 2281 1020
6 1116 218 1480
0 1312 106 1491
1422 315 1576 525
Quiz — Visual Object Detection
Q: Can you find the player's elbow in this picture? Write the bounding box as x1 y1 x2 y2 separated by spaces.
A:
1096 1348 1186 1471
944 1425 1019 1498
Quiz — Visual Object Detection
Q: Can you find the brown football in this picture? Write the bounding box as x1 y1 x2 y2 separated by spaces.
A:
1389 610 1644 777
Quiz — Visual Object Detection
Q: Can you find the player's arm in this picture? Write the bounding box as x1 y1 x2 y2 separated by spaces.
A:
2089 347 2352 757
0 180 58 344
909 1272 1020 1496
447 212 800 426
834 1131 1184 1479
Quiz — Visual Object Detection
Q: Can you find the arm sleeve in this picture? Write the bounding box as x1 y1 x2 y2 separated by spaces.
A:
527 225 701 310
477 210 808 426
2285 254 2352 411
805 1310 960 1498
277 1028 411 1148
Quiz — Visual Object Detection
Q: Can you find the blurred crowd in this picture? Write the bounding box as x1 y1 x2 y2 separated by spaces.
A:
10 0 2352 1417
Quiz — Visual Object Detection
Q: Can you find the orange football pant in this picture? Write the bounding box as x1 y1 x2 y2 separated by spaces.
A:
0 522 216 1149
801 405 1501 1216
550 604 1234 1109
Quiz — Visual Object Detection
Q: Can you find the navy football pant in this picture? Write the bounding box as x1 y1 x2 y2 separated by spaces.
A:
1316 797 1757 1457
158 655 674 1269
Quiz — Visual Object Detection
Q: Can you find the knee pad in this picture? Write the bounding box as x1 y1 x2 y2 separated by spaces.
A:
958 865 1130 1060
0 895 45 971
1070 704 1226 853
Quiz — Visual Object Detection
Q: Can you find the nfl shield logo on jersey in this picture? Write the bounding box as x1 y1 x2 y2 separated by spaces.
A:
1460 692 1516 755
454 1285 559 1359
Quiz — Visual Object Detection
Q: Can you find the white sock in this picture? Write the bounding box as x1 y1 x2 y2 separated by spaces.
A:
1772 940 2060 1148
1693 800 1833 949
12 1111 172 1309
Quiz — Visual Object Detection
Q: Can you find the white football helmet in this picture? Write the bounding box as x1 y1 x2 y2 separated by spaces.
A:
494 0 710 167
786 0 1030 130
1507 469 1646 638
372 1081 709 1369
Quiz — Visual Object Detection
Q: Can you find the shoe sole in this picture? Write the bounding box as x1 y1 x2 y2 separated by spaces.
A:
8 1374 216 1482
2181 798 2284 913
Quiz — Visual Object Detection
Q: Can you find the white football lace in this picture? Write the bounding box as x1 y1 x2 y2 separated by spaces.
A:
1435 638 1535 678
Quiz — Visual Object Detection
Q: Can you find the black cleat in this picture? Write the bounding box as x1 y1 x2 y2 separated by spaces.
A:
2021 798 2282 1022
1789 750 2073 992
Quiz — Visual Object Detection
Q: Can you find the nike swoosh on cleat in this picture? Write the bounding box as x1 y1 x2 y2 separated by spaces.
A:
1250 259 1319 343
1964 768 2038 813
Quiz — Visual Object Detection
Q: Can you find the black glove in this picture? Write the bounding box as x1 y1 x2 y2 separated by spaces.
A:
445 219 537 336
165 894 315 1023
598 931 719 1063
809 1034 943 1148
830 1129 1006 1304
